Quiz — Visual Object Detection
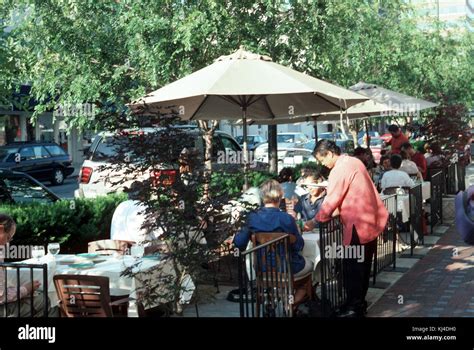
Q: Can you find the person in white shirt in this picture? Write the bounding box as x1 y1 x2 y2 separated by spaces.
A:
399 150 422 179
381 154 415 193
110 181 162 246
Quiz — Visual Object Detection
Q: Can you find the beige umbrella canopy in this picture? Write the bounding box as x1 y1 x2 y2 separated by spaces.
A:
128 47 368 120
238 98 397 125
350 82 438 114
128 47 368 186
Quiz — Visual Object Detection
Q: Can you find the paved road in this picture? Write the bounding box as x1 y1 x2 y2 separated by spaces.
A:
45 176 79 199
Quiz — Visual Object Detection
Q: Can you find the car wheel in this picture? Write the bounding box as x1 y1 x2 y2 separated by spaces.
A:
51 168 65 186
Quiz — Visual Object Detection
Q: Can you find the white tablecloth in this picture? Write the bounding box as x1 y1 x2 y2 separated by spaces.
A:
421 181 431 200
381 194 410 223
302 232 321 283
15 254 194 317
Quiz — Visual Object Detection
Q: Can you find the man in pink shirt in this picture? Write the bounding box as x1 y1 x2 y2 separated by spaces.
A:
305 140 388 317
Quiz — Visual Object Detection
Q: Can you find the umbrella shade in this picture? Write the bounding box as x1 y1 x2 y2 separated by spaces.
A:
350 82 438 114
128 47 368 119
236 99 397 125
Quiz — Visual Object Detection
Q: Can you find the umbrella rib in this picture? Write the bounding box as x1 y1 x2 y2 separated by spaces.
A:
262 96 276 119
314 92 347 110
189 95 209 120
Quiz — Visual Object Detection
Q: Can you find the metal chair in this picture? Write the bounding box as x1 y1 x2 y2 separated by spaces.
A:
250 232 313 317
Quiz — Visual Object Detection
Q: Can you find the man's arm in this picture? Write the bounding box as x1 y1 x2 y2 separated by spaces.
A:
316 165 352 222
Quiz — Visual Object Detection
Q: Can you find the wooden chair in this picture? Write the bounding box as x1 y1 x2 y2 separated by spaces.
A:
53 275 130 317
250 232 313 317
88 239 133 256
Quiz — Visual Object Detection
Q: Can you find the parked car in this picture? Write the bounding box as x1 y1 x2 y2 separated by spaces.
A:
277 133 309 146
0 142 74 186
75 127 259 198
318 132 349 141
357 131 380 139
304 139 355 155
0 169 60 204
380 133 392 143
235 135 267 151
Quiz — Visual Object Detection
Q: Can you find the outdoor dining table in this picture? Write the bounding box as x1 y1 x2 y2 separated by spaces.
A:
13 254 194 317
302 230 321 283
420 181 431 200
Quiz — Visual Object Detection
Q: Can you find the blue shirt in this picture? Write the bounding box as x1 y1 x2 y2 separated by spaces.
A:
233 207 305 273
295 194 325 221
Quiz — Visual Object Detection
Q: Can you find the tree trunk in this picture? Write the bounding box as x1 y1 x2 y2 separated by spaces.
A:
268 124 278 174
198 120 218 199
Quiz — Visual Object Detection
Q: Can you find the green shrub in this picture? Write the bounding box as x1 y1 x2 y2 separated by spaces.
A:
210 170 277 198
1 194 126 254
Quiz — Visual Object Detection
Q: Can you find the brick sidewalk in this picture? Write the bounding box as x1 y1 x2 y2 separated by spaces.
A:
368 224 474 317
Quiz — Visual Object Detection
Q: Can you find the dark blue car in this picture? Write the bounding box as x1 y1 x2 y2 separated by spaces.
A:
0 142 74 185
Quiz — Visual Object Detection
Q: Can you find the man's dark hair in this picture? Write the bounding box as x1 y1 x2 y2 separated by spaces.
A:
400 142 413 151
390 154 402 169
300 169 324 181
278 167 294 183
388 124 399 133
314 139 341 157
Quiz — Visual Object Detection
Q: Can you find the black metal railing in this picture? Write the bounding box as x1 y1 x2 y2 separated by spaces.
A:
319 216 346 317
427 167 447 195
409 183 424 254
446 163 457 195
372 194 397 285
238 234 293 317
430 171 443 232
0 263 48 317
456 163 466 192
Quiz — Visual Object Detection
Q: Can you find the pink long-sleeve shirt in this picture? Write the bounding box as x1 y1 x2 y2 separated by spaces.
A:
316 155 389 245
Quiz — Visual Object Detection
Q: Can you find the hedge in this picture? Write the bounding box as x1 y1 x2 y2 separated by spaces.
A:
1 194 126 254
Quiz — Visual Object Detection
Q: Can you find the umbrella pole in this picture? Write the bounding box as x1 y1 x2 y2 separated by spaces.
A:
313 120 318 141
242 108 249 191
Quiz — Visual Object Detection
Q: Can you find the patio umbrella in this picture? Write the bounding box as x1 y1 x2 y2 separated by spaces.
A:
128 47 368 186
237 82 438 143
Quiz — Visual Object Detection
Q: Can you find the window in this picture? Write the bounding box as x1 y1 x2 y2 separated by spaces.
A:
1 177 56 204
19 147 36 161
44 145 66 157
220 135 241 152
33 146 51 159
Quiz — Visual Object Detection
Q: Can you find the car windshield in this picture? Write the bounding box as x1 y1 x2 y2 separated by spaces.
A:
0 177 56 204
277 135 297 143
236 136 255 144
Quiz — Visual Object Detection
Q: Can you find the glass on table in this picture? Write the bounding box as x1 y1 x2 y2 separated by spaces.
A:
47 243 60 256
31 246 45 262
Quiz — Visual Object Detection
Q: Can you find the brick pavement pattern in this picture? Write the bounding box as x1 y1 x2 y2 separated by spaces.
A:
369 225 474 317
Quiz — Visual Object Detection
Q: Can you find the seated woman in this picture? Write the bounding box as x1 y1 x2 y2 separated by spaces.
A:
0 214 49 317
233 180 314 284
294 169 326 222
